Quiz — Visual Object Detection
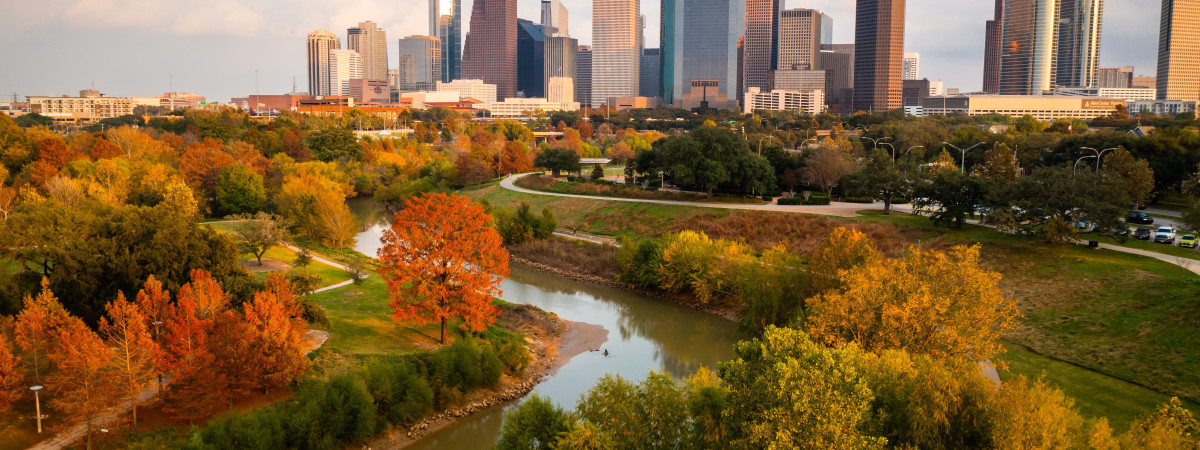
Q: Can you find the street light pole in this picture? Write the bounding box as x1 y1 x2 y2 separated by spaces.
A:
758 134 779 156
942 141 986 174
1081 146 1117 172
31 385 44 433
1074 155 1097 175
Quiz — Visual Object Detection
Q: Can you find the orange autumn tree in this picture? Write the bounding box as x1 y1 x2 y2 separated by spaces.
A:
0 334 22 411
207 310 258 408
99 292 159 427
14 279 72 383
378 193 510 344
806 244 1019 362
806 227 880 298
48 316 119 450
243 274 310 392
158 272 222 423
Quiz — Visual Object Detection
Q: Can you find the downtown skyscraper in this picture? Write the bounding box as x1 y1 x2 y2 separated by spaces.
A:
1156 0 1200 101
742 0 783 95
307 30 340 96
430 0 462 82
592 0 641 108
998 0 1059 95
347 21 389 81
853 0 906 112
462 0 518 100
777 8 828 71
661 0 743 108
983 0 1004 93
542 0 570 36
1055 0 1104 88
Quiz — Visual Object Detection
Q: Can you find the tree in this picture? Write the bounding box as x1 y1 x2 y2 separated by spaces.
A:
305 126 363 162
720 326 885 449
978 143 1019 183
0 334 21 411
990 167 1129 243
806 244 1018 362
807 227 879 298
215 163 266 215
590 164 605 181
1122 397 1200 448
843 150 913 214
244 274 310 392
574 372 692 449
495 394 574 450
312 193 358 248
534 147 580 177
178 138 235 195
98 292 158 426
499 141 534 175
913 171 991 228
1102 146 1155 205
229 212 288 265
988 376 1090 449
346 253 369 291
159 276 220 423
378 193 510 345
14 280 71 383
800 143 856 197
48 316 118 450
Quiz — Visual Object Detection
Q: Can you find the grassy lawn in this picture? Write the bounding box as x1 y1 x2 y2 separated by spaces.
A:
307 271 442 355
202 221 348 287
998 342 1200 432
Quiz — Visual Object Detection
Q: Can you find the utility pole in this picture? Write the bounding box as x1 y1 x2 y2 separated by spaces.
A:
255 69 261 115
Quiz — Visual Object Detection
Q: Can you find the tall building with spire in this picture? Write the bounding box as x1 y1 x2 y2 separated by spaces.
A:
999 0 1060 95
983 0 1004 93
592 0 641 107
1156 0 1200 101
347 21 389 80
431 0 462 82
307 30 340 96
1055 0 1104 88
743 0 783 95
853 0 906 112
462 0 518 99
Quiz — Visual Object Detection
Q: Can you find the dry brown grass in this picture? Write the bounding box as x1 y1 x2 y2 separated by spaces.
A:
668 211 928 256
509 237 622 280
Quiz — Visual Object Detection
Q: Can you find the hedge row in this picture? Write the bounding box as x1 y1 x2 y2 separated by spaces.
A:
778 195 830 206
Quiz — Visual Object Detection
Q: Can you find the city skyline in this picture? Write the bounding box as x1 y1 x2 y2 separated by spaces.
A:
0 0 1162 102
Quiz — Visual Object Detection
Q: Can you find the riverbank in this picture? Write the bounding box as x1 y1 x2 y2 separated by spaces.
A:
367 304 608 449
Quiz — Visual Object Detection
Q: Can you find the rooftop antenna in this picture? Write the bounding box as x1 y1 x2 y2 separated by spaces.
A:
292 76 298 94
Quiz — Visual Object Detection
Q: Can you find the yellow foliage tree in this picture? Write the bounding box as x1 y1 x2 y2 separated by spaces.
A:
807 227 879 297
807 244 1018 362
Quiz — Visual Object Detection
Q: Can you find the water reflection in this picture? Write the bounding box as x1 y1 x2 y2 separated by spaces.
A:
349 199 745 450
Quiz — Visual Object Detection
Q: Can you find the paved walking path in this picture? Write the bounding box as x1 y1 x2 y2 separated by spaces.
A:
29 245 347 450
503 174 1200 278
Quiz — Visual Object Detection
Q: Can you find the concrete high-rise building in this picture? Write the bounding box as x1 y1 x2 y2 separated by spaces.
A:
903 52 920 80
818 44 853 107
432 0 463 82
462 0 518 100
1133 75 1156 90
347 21 389 80
546 36 579 94
329 49 363 97
999 0 1060 95
661 0 743 108
1096 66 1134 88
778 8 827 71
743 0 784 94
542 0 570 37
437 79 498 103
548 76 576 104
592 0 641 107
983 0 1004 93
640 48 661 98
853 0 906 112
307 30 341 96
1055 0 1104 88
398 36 442 92
770 69 826 92
577 46 593 107
1156 0 1200 101
518 20 549 98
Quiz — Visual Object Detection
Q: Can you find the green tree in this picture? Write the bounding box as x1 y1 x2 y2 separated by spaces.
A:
913 171 991 228
575 372 691 449
978 143 1019 184
989 166 1129 243
494 394 574 450
215 163 266 215
590 164 605 181
305 126 363 162
1102 146 1155 205
229 212 288 266
533 147 580 177
842 150 912 214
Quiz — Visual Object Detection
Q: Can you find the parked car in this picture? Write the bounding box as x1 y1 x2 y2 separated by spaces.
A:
1180 235 1198 249
1126 212 1154 225
1154 226 1176 244
1134 227 1153 240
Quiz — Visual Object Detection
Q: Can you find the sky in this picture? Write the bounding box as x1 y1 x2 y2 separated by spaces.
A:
0 0 1162 103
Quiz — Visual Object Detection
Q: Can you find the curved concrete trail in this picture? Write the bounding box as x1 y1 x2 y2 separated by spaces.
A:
502 174 1200 277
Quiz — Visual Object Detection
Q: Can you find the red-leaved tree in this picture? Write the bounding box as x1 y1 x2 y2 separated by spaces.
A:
378 193 510 344
243 274 310 392
48 317 118 450
99 292 159 426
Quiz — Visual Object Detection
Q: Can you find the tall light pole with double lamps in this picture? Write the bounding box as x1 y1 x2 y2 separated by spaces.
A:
942 142 986 174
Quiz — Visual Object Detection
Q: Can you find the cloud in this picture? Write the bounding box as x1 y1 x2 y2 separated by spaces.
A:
57 0 268 37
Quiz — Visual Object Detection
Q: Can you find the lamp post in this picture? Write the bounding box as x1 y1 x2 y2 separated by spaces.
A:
30 385 44 433
1081 146 1116 172
942 141 986 173
905 145 925 158
152 320 163 390
758 135 780 156
1074 155 1097 175
861 136 891 152
802 138 818 148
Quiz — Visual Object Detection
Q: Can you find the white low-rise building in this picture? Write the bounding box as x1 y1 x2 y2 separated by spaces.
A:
437 79 498 104
1128 99 1196 116
1052 87 1157 101
743 87 825 115
921 95 1124 120
478 97 580 119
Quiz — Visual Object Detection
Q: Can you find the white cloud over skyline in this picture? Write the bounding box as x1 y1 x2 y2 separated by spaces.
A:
0 0 1160 103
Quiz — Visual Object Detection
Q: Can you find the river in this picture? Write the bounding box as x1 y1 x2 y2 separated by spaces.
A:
348 197 746 449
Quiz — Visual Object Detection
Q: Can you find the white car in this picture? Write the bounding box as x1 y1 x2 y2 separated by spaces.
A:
1154 226 1177 244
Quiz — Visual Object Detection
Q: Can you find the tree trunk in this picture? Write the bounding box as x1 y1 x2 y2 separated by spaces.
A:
884 197 893 215
440 318 446 345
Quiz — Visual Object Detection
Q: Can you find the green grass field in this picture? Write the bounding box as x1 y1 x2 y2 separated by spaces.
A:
201 221 348 287
307 272 442 355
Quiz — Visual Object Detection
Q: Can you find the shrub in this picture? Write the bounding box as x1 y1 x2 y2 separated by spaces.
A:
494 202 558 245
777 197 804 206
845 197 874 204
